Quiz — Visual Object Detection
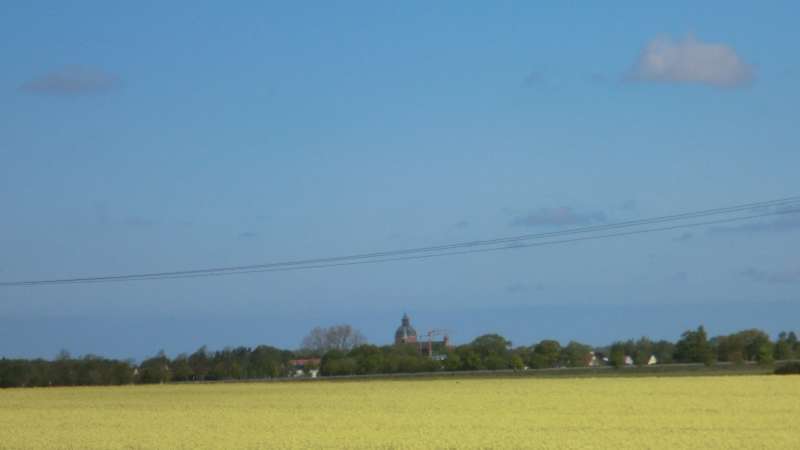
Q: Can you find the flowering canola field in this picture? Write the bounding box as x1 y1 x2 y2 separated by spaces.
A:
1 376 798 449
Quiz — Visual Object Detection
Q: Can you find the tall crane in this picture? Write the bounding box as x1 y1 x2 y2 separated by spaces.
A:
424 329 451 358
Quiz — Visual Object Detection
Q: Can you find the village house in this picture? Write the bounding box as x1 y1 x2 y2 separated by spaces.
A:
288 358 321 378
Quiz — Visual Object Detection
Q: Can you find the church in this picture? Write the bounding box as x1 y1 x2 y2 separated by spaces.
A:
394 313 451 358
394 313 418 344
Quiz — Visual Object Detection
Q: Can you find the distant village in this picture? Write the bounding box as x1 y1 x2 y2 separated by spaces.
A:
284 313 778 379
1 312 798 388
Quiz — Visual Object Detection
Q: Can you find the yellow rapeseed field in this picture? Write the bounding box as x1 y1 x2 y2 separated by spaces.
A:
1 375 798 449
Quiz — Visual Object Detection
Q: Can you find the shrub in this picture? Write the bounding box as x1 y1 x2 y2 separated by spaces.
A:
774 362 800 375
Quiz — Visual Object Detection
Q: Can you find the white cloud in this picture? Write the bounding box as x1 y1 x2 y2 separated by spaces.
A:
629 34 754 88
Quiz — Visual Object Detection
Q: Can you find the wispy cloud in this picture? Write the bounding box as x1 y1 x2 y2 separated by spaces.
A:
740 267 800 284
20 66 120 95
452 220 470 230
522 71 545 87
628 34 754 88
92 204 159 229
669 271 689 283
619 199 638 213
588 72 609 84
124 217 157 228
505 283 528 294
510 207 607 228
505 282 544 294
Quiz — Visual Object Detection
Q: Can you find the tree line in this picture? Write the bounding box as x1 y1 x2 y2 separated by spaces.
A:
1 325 798 388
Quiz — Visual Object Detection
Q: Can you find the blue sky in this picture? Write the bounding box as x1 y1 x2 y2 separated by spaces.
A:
1 2 799 359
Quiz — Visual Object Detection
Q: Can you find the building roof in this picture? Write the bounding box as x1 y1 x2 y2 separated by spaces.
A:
289 358 321 367
395 313 417 341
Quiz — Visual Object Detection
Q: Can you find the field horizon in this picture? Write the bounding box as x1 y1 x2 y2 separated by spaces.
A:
2 375 798 449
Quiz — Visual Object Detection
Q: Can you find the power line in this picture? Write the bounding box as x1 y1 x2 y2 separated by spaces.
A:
9 195 799 285
12 207 798 286
2 197 799 287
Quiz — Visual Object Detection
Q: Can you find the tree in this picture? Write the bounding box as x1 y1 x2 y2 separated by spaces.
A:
714 329 772 363
484 355 508 370
442 351 462 371
674 326 713 366
455 347 483 370
633 337 654 366
622 340 638 361
320 350 358 376
348 345 384 375
301 325 367 353
735 329 772 361
76 355 107 385
529 340 561 369
0 361 31 388
609 342 626 368
188 346 210 381
714 334 744 364
249 345 286 378
788 331 798 354
756 342 774 366
170 354 194 381
510 355 525 371
652 340 675 364
774 332 793 361
465 334 512 370
53 350 76 386
138 350 171 384
111 360 135 385
470 334 512 358
560 341 593 368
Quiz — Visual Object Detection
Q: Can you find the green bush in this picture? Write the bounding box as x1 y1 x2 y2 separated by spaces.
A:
774 362 800 375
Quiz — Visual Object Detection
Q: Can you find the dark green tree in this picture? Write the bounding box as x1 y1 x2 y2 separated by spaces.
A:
348 345 385 375
320 350 356 376
509 354 524 371
633 337 654 366
138 350 172 384
484 355 509 370
609 342 626 368
774 332 793 361
736 329 772 361
756 342 774 366
652 340 675 364
457 347 483 370
188 346 210 381
170 354 194 381
787 331 798 354
442 351 462 371
470 334 512 359
249 345 286 378
529 340 561 369
714 334 744 364
560 341 592 368
53 350 76 386
674 326 713 366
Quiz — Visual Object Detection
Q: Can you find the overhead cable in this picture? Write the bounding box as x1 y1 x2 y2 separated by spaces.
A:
1 197 799 287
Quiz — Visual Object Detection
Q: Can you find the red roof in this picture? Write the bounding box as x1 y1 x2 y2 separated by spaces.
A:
289 358 321 367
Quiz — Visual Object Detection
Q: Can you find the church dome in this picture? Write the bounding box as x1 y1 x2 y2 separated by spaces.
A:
394 313 417 343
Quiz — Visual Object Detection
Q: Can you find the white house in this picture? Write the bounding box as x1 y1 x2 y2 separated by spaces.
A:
624 355 634 366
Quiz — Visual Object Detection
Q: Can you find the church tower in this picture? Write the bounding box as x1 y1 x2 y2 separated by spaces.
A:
394 313 418 344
